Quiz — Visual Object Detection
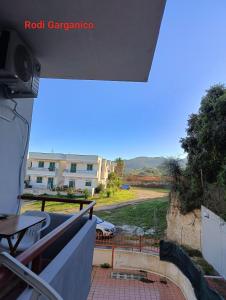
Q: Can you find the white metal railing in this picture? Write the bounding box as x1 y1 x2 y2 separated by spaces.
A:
28 167 56 172
63 169 97 174
0 252 62 300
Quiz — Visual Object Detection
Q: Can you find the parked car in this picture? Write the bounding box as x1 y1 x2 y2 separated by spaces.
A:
120 184 131 190
95 216 116 238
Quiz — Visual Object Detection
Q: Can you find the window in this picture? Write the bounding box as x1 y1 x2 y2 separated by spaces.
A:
38 161 44 168
87 164 93 171
85 181 92 187
49 162 55 171
69 180 75 188
70 163 77 173
36 177 43 183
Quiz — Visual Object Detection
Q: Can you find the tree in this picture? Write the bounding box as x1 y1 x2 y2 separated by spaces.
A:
107 172 121 192
164 158 182 188
114 157 124 177
181 84 226 186
178 84 226 215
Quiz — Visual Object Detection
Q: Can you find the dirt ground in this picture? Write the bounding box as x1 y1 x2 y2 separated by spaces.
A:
95 188 168 211
133 188 167 199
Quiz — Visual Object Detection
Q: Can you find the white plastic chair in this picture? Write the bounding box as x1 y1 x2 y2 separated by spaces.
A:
0 211 51 252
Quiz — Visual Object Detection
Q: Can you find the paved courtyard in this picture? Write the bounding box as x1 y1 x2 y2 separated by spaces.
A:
88 267 185 300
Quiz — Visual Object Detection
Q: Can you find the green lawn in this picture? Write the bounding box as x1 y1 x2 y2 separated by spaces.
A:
21 187 168 217
95 197 169 238
93 189 136 208
22 189 136 214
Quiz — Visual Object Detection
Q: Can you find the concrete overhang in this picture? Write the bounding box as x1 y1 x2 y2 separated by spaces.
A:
0 0 166 82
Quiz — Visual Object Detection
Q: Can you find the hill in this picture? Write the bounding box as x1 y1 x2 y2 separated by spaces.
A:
124 156 187 175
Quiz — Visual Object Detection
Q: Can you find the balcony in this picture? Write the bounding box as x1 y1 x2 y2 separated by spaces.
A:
63 169 98 178
0 196 96 299
27 167 57 177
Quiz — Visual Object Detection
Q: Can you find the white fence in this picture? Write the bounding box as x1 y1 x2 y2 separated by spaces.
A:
201 206 226 278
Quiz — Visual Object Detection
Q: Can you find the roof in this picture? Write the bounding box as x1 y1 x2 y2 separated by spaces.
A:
28 152 65 160
0 0 166 82
28 152 104 163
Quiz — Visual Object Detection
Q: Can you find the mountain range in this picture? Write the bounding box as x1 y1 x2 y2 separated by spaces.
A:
124 156 187 175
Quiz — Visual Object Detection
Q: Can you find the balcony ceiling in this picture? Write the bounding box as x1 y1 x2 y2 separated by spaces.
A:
0 0 166 82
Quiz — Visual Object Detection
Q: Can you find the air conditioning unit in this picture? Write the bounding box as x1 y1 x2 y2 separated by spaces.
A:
0 29 41 98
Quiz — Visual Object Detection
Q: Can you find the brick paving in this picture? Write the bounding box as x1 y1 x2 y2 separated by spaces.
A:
88 267 185 300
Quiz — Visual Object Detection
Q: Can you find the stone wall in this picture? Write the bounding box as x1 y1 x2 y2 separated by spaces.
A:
166 192 201 250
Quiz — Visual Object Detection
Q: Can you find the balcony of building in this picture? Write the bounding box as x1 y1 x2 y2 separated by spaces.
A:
0 196 96 300
63 169 98 178
27 167 57 177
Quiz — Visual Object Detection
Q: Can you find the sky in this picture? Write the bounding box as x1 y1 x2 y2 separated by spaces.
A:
29 0 226 160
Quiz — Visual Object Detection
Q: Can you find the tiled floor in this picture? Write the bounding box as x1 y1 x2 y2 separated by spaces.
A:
88 267 185 300
206 277 226 299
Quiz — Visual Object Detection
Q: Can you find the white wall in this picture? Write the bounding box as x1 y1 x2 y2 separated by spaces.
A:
29 175 55 189
64 178 98 189
0 94 33 214
201 206 226 279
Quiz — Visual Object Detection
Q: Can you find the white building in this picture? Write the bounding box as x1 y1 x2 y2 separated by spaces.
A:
26 152 115 191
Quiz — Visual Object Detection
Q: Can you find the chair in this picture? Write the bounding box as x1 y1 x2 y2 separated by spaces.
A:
0 211 51 252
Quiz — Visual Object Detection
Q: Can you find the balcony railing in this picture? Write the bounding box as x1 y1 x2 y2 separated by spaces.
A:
28 167 56 172
63 169 97 176
96 234 159 254
17 195 95 265
0 196 96 298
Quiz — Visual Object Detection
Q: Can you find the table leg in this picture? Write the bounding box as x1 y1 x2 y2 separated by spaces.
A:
7 230 26 256
6 237 14 255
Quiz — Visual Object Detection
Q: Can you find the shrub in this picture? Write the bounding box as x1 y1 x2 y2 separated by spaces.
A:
181 245 202 257
67 188 75 199
100 263 110 268
107 172 121 190
83 189 89 200
99 190 106 198
22 193 34 197
106 189 112 198
95 183 105 194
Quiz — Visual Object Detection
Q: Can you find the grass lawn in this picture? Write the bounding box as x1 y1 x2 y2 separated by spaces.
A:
93 189 136 208
21 187 168 216
95 196 169 238
22 189 136 214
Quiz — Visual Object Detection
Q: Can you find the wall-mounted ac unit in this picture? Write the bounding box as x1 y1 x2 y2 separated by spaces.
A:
0 29 41 98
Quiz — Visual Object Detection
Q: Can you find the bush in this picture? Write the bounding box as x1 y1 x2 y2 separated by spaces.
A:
99 190 106 198
22 193 34 197
95 183 105 194
181 245 202 257
67 188 75 198
100 263 110 268
107 172 121 190
106 189 112 198
83 189 89 200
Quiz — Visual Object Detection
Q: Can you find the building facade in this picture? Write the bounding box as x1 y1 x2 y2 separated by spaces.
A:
26 152 115 191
